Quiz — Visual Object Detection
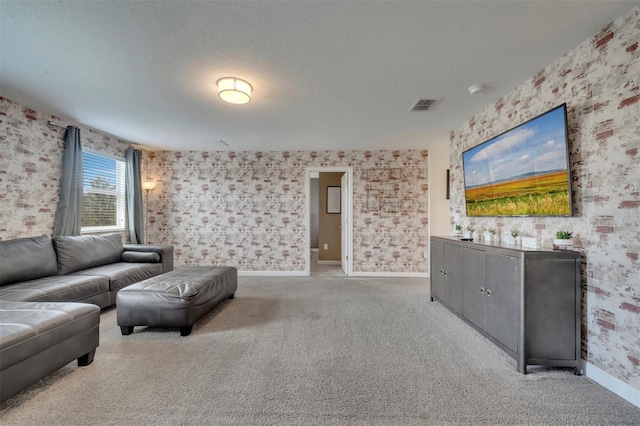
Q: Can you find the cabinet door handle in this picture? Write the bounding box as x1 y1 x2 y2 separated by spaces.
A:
479 287 485 293
440 269 444 275
443 271 448 275
486 289 492 296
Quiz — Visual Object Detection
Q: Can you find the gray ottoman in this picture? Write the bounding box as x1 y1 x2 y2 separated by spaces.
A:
116 266 237 336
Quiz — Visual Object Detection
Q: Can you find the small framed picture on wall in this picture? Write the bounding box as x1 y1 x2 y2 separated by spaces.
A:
367 189 380 211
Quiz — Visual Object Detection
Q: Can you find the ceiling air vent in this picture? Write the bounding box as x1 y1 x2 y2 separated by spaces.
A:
409 98 442 112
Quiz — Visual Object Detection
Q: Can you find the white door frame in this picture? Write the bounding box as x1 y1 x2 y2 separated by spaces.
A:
305 167 353 276
340 172 351 275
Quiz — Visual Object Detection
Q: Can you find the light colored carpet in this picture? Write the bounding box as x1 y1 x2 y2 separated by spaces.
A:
1 276 638 425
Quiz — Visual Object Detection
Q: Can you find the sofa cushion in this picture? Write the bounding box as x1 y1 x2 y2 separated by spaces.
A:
0 300 100 372
53 234 124 275
123 244 174 274
121 251 160 263
0 236 58 286
0 275 109 303
71 262 163 293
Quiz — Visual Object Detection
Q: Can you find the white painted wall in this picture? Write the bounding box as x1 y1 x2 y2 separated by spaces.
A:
426 135 451 240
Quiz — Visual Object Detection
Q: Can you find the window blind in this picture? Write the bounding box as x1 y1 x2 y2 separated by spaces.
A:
81 151 126 230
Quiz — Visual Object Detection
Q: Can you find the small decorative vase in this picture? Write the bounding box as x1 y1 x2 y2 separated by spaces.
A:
553 238 573 249
522 237 540 249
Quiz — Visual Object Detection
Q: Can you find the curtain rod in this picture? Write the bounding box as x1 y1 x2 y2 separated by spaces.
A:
47 120 67 130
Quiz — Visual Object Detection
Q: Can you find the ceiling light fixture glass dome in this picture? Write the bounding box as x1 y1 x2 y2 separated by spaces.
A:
217 77 252 104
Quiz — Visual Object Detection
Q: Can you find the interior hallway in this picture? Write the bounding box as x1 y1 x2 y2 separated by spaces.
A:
310 250 345 277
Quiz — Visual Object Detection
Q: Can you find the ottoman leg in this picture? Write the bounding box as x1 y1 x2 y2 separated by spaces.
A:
120 326 134 335
179 326 192 337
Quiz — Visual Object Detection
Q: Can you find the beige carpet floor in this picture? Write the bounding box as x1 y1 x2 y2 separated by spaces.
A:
1 276 638 425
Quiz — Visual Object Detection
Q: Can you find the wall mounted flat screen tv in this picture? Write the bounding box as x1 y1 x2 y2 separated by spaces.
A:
462 103 573 217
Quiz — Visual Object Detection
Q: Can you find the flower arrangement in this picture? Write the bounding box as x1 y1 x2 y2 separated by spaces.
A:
553 231 574 249
481 227 497 242
505 229 520 245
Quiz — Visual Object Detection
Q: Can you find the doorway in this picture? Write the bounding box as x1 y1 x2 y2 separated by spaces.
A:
306 167 353 276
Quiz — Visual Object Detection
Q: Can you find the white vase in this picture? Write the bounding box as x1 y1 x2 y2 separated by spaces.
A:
505 235 516 245
553 238 573 248
522 237 540 249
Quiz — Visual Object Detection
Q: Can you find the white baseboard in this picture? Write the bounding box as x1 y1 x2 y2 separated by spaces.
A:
585 362 640 408
310 248 319 252
238 270 430 278
351 272 429 278
317 260 341 265
238 271 307 277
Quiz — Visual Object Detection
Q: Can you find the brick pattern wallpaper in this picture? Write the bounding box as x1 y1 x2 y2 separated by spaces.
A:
0 97 134 240
449 7 640 389
0 96 429 274
145 150 429 274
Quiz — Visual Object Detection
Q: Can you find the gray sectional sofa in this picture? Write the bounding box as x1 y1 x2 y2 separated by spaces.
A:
0 233 173 308
0 233 173 403
0 300 100 403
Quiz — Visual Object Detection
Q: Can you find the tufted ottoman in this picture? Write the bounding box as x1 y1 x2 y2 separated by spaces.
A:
116 266 237 336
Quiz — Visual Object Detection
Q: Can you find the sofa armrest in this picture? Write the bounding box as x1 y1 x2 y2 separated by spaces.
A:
122 244 174 273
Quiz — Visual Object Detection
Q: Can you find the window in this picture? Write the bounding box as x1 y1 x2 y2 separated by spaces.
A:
81 150 126 232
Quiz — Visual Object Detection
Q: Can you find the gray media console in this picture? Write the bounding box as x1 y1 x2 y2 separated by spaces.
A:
430 236 582 374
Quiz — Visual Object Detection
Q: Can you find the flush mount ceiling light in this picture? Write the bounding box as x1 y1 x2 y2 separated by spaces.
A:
217 77 252 104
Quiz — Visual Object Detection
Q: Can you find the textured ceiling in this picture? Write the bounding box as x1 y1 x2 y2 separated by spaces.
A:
1 1 637 151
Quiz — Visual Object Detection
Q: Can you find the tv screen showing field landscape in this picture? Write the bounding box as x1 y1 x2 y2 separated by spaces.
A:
462 104 573 217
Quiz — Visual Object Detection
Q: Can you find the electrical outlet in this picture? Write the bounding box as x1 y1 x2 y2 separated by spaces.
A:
324 244 328 250
238 249 244 257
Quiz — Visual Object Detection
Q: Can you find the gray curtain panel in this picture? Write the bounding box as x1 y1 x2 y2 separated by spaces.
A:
52 126 83 236
125 148 144 244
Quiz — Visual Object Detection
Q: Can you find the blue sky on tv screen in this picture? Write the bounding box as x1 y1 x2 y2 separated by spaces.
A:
463 106 568 188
